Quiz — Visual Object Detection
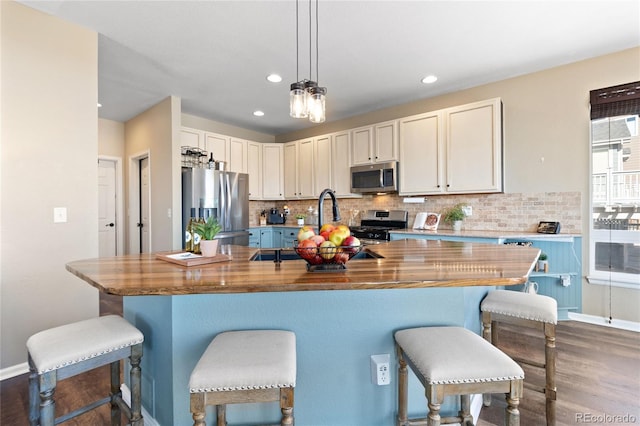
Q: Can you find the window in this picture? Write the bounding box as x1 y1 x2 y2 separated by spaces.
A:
589 82 640 288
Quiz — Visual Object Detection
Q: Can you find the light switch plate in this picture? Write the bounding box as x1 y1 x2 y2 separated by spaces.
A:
53 207 67 223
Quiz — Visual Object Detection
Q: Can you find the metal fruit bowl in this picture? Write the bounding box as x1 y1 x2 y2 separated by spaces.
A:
294 244 363 272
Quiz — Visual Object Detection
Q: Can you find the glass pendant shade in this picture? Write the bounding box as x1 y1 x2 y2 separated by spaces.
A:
308 86 326 123
289 82 308 118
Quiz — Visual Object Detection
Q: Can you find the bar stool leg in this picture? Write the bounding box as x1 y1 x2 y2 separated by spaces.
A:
280 387 294 425
216 404 227 426
39 371 56 426
190 392 206 426
28 356 40 426
129 343 143 426
396 345 408 426
110 360 122 425
426 385 443 426
505 379 522 426
545 323 557 426
459 395 473 425
481 312 493 407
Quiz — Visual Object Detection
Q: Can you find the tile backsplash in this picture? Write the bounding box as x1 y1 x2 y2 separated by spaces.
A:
250 192 581 233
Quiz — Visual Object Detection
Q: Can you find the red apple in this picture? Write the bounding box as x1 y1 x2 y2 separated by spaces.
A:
296 238 317 260
329 226 350 246
309 234 325 246
320 230 331 241
333 250 350 264
319 240 337 260
341 236 361 254
308 254 324 265
297 225 316 242
319 223 335 234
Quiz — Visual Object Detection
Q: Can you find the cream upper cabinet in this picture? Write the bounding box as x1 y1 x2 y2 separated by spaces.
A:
284 139 315 199
314 135 332 195
398 98 503 195
444 98 502 193
229 137 248 173
350 120 398 166
262 143 284 200
204 132 229 163
398 111 443 195
332 131 361 198
247 141 262 200
180 127 205 149
283 142 298 198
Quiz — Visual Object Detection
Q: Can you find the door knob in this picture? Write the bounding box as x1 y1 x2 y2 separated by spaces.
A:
106 223 115 227
137 223 144 228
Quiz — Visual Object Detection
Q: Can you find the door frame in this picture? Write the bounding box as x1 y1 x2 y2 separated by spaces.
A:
98 155 124 256
128 150 151 254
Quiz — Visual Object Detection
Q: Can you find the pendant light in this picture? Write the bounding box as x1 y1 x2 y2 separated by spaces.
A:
289 0 326 123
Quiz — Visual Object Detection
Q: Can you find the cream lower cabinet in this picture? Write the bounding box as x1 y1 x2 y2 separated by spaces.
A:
399 98 503 195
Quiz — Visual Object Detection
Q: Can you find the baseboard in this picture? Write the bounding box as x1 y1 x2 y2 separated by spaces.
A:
0 362 29 381
121 383 159 426
569 312 640 332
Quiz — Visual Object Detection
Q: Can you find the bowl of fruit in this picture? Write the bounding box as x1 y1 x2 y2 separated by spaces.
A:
295 224 362 271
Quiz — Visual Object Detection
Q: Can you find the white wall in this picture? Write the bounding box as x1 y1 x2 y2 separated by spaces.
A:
98 118 125 158
125 96 182 252
1 2 99 369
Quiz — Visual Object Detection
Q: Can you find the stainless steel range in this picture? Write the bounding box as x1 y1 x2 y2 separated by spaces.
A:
349 210 408 244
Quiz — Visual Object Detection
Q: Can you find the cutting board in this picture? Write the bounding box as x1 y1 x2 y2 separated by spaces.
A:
156 252 232 267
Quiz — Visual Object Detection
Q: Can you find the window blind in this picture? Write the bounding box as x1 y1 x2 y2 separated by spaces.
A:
590 81 640 119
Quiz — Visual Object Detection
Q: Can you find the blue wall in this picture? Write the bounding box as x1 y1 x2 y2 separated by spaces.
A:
124 286 490 425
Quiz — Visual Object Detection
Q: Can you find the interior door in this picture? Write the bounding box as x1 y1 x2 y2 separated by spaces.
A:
98 159 117 256
139 157 150 253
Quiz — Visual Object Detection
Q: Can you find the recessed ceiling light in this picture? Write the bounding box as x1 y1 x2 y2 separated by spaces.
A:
253 110 265 117
421 75 438 84
266 74 282 83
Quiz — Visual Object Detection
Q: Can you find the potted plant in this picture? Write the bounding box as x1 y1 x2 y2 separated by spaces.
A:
442 204 466 231
537 252 549 273
295 214 306 226
192 216 222 257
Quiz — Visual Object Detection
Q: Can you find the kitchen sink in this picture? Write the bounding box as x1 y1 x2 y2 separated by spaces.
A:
249 248 384 262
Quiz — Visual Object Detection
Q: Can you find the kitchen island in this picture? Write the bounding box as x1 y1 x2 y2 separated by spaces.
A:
66 239 539 425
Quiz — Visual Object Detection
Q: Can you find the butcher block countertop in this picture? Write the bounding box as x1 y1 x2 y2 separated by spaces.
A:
66 239 540 296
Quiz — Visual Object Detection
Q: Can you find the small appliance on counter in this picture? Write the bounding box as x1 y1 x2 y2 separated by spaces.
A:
267 208 286 225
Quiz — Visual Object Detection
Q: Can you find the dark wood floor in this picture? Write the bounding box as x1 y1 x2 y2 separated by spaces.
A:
2 294 639 425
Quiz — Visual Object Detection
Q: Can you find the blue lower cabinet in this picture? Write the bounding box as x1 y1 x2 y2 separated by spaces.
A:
393 232 582 320
282 227 299 248
504 237 582 320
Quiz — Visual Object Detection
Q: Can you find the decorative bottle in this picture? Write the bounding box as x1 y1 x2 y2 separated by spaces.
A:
193 217 205 254
185 217 195 252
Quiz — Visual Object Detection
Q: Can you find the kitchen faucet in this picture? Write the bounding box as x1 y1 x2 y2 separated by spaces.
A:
318 188 341 231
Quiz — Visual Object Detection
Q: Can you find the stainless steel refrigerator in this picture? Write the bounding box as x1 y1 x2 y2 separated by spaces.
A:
182 168 250 246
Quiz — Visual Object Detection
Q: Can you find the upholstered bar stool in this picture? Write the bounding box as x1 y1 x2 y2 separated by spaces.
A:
481 290 557 426
27 315 144 426
189 330 296 426
394 326 524 426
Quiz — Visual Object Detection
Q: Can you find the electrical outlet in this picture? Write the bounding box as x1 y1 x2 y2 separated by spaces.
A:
370 354 390 386
462 205 473 217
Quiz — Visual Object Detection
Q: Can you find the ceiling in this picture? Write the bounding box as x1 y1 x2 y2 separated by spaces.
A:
19 1 640 136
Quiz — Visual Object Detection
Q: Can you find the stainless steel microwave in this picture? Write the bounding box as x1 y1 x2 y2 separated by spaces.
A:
350 161 398 193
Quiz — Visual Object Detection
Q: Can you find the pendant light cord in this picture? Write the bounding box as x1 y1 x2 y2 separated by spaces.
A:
308 0 312 82
315 0 319 84
296 0 299 82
